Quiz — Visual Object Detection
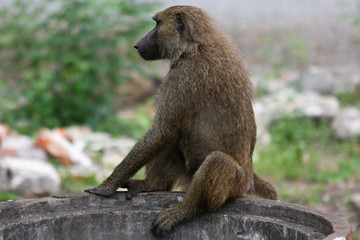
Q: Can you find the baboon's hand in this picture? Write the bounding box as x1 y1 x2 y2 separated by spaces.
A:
84 185 117 197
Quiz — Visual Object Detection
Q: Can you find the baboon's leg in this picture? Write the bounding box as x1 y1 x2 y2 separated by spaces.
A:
248 173 277 200
151 151 248 235
123 144 187 199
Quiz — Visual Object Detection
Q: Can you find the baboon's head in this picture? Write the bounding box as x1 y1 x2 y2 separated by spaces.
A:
134 6 215 61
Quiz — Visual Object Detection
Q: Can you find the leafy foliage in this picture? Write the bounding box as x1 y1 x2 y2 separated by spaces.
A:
98 100 153 140
0 0 157 134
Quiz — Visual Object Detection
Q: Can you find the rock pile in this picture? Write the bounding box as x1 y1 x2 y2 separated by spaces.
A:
253 66 360 148
0 125 135 198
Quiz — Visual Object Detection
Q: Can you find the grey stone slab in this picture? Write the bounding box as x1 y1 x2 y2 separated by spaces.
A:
0 192 351 240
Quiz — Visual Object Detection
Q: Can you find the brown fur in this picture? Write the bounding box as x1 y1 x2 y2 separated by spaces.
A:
85 5 277 235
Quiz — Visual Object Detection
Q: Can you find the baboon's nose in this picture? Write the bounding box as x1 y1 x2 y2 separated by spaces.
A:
134 45 138 49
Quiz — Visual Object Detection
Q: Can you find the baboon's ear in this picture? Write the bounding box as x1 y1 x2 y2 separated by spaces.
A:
176 12 186 32
176 12 193 41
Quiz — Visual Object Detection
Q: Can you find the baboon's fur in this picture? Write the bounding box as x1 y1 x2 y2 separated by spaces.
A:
85 5 277 235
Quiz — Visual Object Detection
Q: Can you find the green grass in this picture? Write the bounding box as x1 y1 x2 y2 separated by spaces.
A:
60 169 100 194
279 184 325 206
255 117 331 181
0 191 19 201
254 116 360 204
338 90 360 106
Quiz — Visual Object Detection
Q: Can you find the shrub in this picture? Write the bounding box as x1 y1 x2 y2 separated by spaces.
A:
0 0 157 134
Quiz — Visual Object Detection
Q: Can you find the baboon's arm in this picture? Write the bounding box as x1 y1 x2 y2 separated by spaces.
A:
85 110 179 196
107 128 166 182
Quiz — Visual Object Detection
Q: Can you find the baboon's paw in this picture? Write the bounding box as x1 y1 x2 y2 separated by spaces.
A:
84 186 116 197
151 211 176 236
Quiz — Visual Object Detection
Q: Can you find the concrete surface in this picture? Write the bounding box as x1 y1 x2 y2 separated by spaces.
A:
0 192 351 240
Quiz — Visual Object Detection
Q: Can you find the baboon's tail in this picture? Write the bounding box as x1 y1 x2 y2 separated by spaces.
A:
248 173 278 200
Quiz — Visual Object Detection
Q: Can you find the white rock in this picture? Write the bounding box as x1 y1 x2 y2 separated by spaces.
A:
252 70 300 97
1 135 34 151
332 107 360 139
0 124 10 141
14 148 48 162
351 193 360 211
37 129 93 169
101 138 136 167
299 66 333 94
64 126 111 149
0 157 61 196
332 73 360 95
1 134 48 161
350 74 360 92
255 88 339 121
254 88 340 148
294 91 339 118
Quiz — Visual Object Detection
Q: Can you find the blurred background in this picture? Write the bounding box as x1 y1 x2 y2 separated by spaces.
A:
0 0 359 238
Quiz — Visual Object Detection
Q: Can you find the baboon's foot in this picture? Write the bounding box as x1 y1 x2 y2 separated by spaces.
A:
151 203 194 236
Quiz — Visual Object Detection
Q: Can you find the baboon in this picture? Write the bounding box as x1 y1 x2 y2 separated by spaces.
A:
85 5 277 235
